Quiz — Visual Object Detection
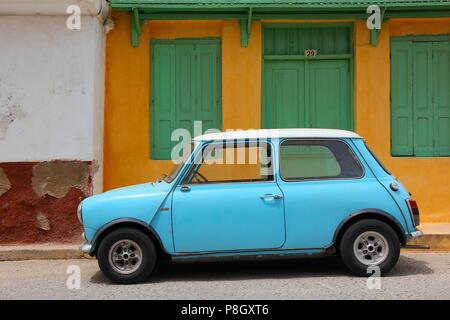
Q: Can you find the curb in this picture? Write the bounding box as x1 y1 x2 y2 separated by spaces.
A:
0 244 92 262
407 234 450 252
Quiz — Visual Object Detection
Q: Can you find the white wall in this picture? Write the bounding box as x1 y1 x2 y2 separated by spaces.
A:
0 15 104 162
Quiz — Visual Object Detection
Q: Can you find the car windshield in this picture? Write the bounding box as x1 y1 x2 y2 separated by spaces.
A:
162 143 195 183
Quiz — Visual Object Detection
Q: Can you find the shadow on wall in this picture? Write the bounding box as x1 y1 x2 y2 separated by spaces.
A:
0 161 94 244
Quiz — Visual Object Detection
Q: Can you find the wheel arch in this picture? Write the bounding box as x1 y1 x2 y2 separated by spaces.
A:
332 209 407 251
89 218 169 258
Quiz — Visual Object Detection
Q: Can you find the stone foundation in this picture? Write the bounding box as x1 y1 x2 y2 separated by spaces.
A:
0 161 93 244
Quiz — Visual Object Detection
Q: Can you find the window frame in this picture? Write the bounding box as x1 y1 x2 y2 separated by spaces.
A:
278 138 365 182
179 139 276 186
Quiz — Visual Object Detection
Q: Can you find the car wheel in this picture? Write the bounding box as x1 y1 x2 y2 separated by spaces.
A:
339 219 400 276
97 227 157 284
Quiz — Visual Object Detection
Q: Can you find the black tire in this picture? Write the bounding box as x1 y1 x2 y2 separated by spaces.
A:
339 219 400 276
97 227 157 284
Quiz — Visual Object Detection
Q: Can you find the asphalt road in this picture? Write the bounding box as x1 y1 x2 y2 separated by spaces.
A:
0 252 449 299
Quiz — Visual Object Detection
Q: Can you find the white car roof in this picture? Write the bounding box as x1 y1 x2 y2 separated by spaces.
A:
193 128 361 141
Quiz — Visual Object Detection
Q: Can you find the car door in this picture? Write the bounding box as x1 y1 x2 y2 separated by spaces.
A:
276 138 382 249
171 140 286 253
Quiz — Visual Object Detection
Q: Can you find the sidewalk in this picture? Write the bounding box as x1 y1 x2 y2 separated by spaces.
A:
0 223 449 261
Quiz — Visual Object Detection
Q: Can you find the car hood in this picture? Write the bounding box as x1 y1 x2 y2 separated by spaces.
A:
98 182 167 199
81 182 172 231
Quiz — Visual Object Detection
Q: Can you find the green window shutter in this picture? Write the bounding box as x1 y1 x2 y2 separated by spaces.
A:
152 40 221 160
152 44 176 160
175 44 196 136
433 41 450 156
412 42 434 156
195 43 221 132
391 41 414 156
391 37 450 157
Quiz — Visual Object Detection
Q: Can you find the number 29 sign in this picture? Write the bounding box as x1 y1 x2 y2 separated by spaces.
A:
304 49 318 57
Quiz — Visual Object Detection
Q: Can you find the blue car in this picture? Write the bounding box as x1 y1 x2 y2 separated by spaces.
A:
78 129 423 284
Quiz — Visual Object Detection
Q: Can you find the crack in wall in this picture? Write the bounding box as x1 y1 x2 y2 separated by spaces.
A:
0 95 26 140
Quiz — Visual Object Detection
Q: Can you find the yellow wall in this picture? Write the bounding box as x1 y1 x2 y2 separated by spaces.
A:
104 14 262 190
105 13 450 222
355 18 450 222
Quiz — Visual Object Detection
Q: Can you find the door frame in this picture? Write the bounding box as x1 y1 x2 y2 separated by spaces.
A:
261 22 355 130
149 37 222 159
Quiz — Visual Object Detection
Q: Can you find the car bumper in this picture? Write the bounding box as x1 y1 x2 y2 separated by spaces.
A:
80 242 93 254
410 229 424 238
79 232 93 254
403 228 429 249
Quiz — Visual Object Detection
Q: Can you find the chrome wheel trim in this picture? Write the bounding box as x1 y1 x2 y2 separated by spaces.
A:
108 239 143 275
353 231 389 266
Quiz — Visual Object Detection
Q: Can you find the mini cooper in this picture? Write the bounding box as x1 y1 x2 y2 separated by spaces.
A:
78 129 423 284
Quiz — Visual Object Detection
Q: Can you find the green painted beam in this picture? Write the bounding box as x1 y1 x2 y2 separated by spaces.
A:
239 7 254 48
140 13 248 20
247 7 253 37
240 19 248 48
131 9 143 47
264 54 353 60
133 7 141 34
368 7 385 46
130 10 450 21
110 1 450 11
370 29 380 46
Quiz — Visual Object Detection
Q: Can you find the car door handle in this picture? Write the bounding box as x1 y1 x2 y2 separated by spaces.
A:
180 185 190 192
260 194 283 200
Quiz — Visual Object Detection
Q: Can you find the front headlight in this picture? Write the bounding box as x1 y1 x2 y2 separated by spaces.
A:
77 202 83 223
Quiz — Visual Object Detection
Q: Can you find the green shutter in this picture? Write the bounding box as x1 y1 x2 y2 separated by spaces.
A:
391 41 414 156
412 42 434 156
433 41 450 156
151 40 221 160
152 44 176 160
196 43 220 133
391 37 450 157
175 44 196 136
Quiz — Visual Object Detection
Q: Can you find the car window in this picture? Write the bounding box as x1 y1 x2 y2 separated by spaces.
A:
280 139 364 181
184 141 274 184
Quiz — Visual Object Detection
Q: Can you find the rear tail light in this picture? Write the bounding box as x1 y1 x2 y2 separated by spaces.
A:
406 199 420 227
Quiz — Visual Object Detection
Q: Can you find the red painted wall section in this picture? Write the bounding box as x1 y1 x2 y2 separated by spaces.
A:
0 161 93 244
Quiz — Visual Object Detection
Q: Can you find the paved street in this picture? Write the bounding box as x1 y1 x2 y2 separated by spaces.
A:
0 252 449 299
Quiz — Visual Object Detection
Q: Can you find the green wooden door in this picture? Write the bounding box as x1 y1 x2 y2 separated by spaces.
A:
264 59 351 130
263 24 353 130
264 61 306 128
151 39 221 160
308 60 351 129
391 38 450 156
